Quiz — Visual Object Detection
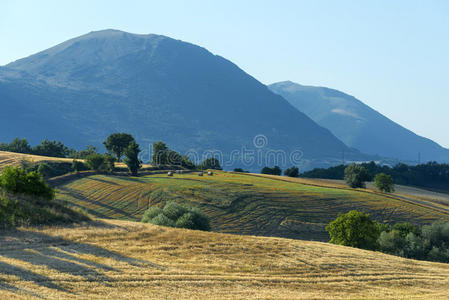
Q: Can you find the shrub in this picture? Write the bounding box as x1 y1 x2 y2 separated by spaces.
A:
72 160 86 172
0 167 54 200
163 201 188 220
141 202 211 231
0 194 20 227
344 164 371 188
37 163 52 178
141 206 163 223
374 173 395 192
378 230 405 255
393 222 420 238
86 153 106 171
149 213 176 227
176 208 211 231
326 210 380 250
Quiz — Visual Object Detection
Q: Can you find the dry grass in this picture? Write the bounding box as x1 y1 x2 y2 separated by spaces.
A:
0 151 75 171
0 219 448 299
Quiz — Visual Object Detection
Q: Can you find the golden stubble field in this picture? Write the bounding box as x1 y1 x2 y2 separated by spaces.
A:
1 219 449 299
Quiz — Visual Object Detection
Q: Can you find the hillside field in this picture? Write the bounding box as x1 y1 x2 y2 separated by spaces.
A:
56 171 449 241
1 219 449 299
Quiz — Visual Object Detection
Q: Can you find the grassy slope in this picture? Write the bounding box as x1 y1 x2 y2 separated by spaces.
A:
56 171 449 241
1 219 449 299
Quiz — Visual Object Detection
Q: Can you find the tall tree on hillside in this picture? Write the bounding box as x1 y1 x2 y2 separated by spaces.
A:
103 133 135 161
152 141 169 166
124 141 141 176
374 173 395 193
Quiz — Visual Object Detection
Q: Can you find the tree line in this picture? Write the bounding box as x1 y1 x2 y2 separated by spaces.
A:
301 161 449 190
1 134 223 177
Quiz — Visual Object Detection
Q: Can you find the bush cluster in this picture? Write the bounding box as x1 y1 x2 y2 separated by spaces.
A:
261 166 282 175
141 201 211 231
326 210 449 263
0 166 54 200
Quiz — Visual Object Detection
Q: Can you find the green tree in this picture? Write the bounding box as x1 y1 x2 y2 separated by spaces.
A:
374 173 395 192
261 166 282 175
85 153 106 171
326 210 380 250
152 141 169 165
33 139 69 158
103 133 135 161
344 163 371 188
124 141 141 176
0 138 32 154
261 166 273 174
68 145 98 159
200 157 222 170
284 166 299 177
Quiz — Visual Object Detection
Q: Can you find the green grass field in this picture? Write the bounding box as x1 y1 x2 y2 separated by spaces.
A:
56 171 449 241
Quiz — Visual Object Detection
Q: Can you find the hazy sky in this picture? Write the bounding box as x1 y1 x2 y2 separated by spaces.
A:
1 0 448 147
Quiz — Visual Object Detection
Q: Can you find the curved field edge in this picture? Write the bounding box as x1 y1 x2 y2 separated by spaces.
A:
0 219 448 299
55 171 449 241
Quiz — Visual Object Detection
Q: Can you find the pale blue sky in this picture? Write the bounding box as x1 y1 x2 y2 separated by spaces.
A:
1 0 448 147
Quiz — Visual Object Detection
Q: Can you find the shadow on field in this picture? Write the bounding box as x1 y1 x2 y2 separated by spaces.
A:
0 223 165 297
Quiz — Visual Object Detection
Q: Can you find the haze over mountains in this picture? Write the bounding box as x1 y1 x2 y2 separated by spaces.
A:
269 81 449 164
0 29 368 170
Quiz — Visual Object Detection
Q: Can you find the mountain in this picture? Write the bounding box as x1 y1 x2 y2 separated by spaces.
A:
0 30 368 170
269 81 449 163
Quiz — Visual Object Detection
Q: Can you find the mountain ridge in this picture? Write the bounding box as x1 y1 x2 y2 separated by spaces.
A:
269 80 449 163
0 30 368 170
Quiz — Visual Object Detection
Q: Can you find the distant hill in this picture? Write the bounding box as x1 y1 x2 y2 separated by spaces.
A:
269 81 449 163
0 30 369 170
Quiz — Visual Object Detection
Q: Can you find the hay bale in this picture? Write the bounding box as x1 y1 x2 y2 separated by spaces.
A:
208 171 213 176
167 171 174 176
198 172 203 176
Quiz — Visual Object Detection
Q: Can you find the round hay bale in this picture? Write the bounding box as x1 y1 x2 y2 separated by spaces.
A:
167 171 173 176
198 172 203 176
208 171 213 176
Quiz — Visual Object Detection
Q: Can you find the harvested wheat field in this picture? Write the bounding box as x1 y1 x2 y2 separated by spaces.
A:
56 172 449 241
0 151 74 171
0 219 448 299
